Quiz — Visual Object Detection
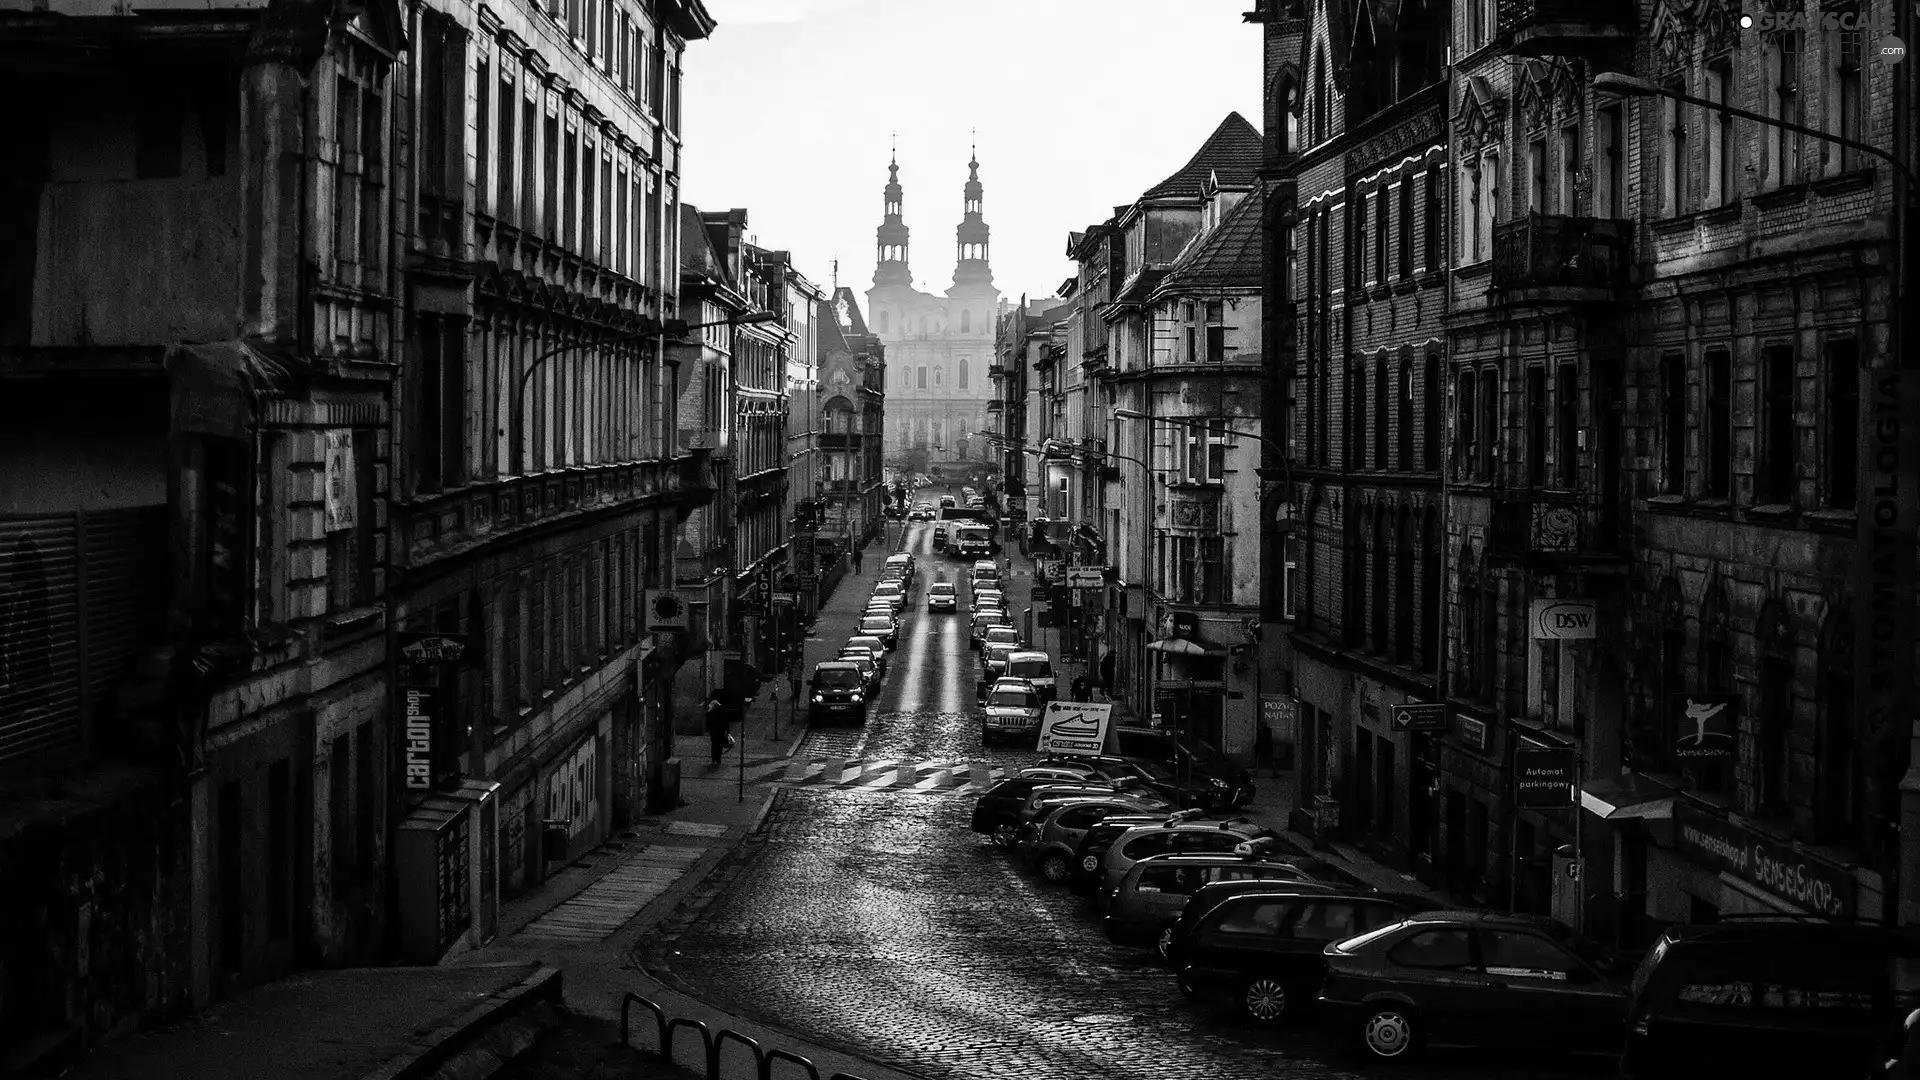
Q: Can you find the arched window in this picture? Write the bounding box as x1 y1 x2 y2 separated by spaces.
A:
1754 601 1794 820
958 360 970 390
961 309 971 332
1695 583 1733 793
1394 506 1415 662
1816 609 1860 844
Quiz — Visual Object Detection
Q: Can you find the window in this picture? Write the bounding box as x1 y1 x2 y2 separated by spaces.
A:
1661 352 1688 494
1477 367 1498 480
1704 349 1732 498
1421 520 1441 668
1818 620 1859 843
1389 928 1475 969
1769 32 1803 186
1757 652 1792 819
1373 357 1389 467
1351 363 1367 469
1371 521 1389 651
958 359 969 389
1354 194 1370 286
599 156 613 266
1709 64 1735 205
1423 170 1441 271
496 71 515 221
410 313 468 492
332 63 385 282
475 57 491 214
933 365 942 388
1762 345 1797 504
562 128 578 249
1205 301 1226 362
325 429 378 612
1825 339 1859 507
1281 531 1300 621
573 128 588 249
1312 52 1329 144
520 94 537 225
1373 190 1387 283
1481 931 1583 978
1833 16 1864 172
1526 365 1548 487
1394 182 1412 280
1185 418 1228 482
1200 536 1226 604
1456 370 1477 477
1215 899 1291 935
1528 137 1547 214
1555 362 1577 488
1423 354 1441 470
918 366 927 389
1663 79 1688 217
1481 151 1500 255
1597 106 1624 219
1558 125 1580 215
1397 360 1414 468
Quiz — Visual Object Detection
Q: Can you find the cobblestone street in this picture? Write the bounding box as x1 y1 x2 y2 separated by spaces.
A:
642 523 1613 1080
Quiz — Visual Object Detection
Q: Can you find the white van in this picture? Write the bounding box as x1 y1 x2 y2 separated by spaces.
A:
1003 650 1057 700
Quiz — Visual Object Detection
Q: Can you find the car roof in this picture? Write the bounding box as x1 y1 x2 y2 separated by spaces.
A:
1399 910 1571 932
859 615 892 623
886 553 911 562
1005 650 1049 662
992 676 1035 689
929 580 956 589
813 661 859 672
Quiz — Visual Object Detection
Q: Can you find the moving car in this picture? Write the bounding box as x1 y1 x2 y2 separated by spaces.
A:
940 495 957 508
908 505 936 521
981 677 1045 745
1620 917 1920 1080
926 580 959 612
932 522 949 551
1174 885 1442 1021
807 662 869 724
857 614 899 649
1002 651 1056 700
1318 910 1630 1063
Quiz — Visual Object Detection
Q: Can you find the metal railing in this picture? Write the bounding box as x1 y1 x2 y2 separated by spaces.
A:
621 991 872 1080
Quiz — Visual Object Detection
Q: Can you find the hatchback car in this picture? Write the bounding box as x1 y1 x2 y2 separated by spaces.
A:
926 581 959 612
807 662 869 724
971 560 1000 585
871 582 906 613
846 635 889 673
884 552 914 580
981 678 1045 745
982 625 1022 651
1095 817 1281 906
969 612 1008 650
1107 848 1341 958
1318 910 1631 1063
1022 806 1168 883
1620 917 1920 1080
982 641 1018 681
857 614 898 649
971 777 1100 846
1176 886 1442 1022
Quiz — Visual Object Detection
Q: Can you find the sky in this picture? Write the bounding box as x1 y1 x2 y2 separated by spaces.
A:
681 0 1264 308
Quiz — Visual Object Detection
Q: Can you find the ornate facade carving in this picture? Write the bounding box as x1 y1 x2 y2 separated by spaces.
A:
1452 75 1507 154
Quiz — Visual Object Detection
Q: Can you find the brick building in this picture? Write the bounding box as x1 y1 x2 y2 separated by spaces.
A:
820 288 888 551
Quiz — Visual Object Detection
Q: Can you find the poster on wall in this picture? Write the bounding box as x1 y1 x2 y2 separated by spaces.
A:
546 736 601 841
324 429 357 532
1670 693 1737 759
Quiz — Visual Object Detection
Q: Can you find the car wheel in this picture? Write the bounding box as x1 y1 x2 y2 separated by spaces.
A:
1359 1006 1418 1061
1038 852 1071 883
1154 924 1178 960
991 822 1020 848
1241 978 1291 1023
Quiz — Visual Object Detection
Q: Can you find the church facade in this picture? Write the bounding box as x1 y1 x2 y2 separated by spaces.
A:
865 150 1001 464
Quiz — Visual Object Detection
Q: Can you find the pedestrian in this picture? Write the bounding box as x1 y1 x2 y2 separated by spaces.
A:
853 545 864 574
705 694 732 767
1070 673 1091 702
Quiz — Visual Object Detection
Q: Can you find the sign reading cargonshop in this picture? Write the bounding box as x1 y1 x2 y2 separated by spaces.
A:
1674 801 1855 917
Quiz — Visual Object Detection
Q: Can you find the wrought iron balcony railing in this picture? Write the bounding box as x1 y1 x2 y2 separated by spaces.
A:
1496 0 1635 57
1490 214 1632 297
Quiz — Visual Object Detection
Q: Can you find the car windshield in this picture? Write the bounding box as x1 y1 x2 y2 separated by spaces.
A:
986 629 1018 642
986 645 1014 661
1007 659 1052 679
814 668 861 687
930 583 956 595
849 637 885 652
861 618 891 631
874 583 902 595
1127 757 1174 779
988 690 1034 708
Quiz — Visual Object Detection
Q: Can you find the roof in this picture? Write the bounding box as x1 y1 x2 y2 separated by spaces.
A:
1140 112 1263 201
1158 184 1268 295
830 286 872 337
680 203 723 277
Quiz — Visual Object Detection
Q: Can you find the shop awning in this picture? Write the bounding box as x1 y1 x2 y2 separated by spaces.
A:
1148 636 1227 657
165 339 305 440
1581 773 1677 821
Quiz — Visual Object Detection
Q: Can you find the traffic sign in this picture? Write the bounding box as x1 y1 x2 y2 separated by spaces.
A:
1065 565 1105 589
772 592 798 606
1389 703 1449 731
1030 586 1048 603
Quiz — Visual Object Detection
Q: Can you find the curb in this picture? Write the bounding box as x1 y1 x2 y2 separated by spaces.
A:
609 788 782 953
358 964 565 1080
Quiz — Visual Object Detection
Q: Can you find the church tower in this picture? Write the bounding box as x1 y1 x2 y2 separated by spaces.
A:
872 152 911 289
949 144 994 295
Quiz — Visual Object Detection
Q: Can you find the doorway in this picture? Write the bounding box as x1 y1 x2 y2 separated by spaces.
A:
1445 790 1467 889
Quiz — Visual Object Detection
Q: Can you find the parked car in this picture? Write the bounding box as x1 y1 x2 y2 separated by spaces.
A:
981 677 1045 745
1094 816 1282 906
1112 725 1257 811
807 662 869 725
982 625 1022 651
846 635 890 674
857 614 898 649
972 586 1005 609
1317 910 1631 1064
970 560 1000 586
1107 846 1344 958
969 612 1010 650
1002 650 1057 700
1175 885 1443 1022
926 580 959 612
1168 878 1350 969
836 648 881 693
1018 802 1167 879
982 641 1018 681
884 552 914 580
1013 796 1169 863
971 776 1102 846
871 581 906 613
1620 917 1920 1080
1017 764 1109 783
1013 780 1166 825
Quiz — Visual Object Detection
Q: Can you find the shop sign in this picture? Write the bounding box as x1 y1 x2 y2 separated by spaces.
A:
1530 598 1596 640
546 736 600 840
1390 703 1449 731
1065 565 1105 589
1671 693 1737 758
1515 747 1577 807
403 687 435 790
1675 801 1855 917
1456 716 1489 751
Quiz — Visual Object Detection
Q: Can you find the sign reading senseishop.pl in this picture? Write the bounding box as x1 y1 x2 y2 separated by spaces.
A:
1674 800 1856 917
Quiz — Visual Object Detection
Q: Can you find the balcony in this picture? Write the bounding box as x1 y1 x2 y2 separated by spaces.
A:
988 364 1008 379
1490 214 1632 304
817 431 860 450
986 400 1004 412
1485 492 1626 572
822 478 865 494
1496 0 1634 58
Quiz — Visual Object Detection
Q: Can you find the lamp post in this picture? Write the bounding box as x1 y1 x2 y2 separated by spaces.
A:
508 310 779 474
1596 67 1918 924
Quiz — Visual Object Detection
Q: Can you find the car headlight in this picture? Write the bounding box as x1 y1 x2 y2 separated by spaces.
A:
850 693 864 702
1209 778 1229 789
811 694 824 703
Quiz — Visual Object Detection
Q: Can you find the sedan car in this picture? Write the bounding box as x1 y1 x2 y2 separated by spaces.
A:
971 611 1012 649
847 635 890 671
982 625 1022 652
982 641 1017 681
926 581 959 612
857 614 899 649
1318 910 1631 1063
836 648 882 693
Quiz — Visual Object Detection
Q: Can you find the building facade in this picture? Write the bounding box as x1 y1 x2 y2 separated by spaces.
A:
821 288 888 549
867 151 1001 468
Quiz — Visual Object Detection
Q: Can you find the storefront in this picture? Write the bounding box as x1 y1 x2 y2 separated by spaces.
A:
1669 799 1860 921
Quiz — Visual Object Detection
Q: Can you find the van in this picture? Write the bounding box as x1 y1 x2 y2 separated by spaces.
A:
1002 651 1056 700
1112 726 1256 811
1621 917 1920 1080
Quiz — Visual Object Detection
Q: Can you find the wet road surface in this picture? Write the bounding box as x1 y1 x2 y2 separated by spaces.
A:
655 508 1610 1080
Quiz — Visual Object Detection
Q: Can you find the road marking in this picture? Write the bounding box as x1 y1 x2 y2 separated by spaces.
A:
518 845 706 942
912 767 953 790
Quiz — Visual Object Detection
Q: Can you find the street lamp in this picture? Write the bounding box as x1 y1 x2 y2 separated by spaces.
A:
509 309 780 473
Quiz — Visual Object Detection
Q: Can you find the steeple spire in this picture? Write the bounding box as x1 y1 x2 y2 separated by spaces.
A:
951 136 993 294
873 146 910 289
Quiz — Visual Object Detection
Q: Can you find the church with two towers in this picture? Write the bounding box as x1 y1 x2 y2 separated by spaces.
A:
865 147 1001 465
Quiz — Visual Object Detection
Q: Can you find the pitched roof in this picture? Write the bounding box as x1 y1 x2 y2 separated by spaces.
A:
817 300 850 355
1158 185 1268 294
679 203 723 277
1140 112 1263 201
830 286 872 337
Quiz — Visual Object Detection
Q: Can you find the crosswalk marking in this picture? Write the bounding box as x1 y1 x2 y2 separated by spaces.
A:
778 757 1006 793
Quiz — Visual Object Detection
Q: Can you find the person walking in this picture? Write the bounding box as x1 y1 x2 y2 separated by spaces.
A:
1070 673 1091 702
853 543 864 575
705 694 732 768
